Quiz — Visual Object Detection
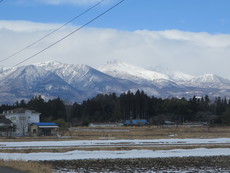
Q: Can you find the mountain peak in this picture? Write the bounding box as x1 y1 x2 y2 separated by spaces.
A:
153 66 194 82
34 60 63 66
191 74 228 83
99 60 169 82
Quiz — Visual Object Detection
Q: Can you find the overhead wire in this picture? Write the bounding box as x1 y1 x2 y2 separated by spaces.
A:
12 0 125 67
0 0 106 63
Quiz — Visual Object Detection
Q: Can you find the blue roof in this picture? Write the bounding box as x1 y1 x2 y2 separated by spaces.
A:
33 122 58 126
124 119 148 125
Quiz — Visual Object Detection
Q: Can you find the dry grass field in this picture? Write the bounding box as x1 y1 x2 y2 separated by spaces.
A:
0 125 230 142
0 160 52 173
69 125 230 140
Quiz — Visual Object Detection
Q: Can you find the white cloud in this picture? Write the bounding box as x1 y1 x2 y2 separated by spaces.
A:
0 20 60 32
0 20 230 79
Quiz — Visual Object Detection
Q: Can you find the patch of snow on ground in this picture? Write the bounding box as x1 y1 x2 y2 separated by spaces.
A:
0 138 230 148
0 138 229 161
0 148 230 161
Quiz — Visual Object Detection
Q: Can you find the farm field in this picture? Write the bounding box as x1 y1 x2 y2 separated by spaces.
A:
69 125 230 140
0 126 230 173
1 125 230 142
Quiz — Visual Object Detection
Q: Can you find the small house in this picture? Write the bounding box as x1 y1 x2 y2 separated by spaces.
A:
0 115 13 136
3 108 40 136
29 122 59 136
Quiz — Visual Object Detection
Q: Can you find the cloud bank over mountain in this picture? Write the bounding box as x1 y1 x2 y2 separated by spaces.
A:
0 20 230 79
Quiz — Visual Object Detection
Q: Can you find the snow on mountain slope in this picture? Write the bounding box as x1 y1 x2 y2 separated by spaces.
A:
153 66 194 82
98 60 169 83
0 60 230 104
0 65 82 104
37 61 139 96
98 60 187 91
0 65 50 88
185 74 230 89
191 74 230 83
37 61 93 84
0 66 17 79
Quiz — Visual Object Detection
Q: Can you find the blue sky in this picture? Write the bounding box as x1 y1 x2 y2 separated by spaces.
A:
1 0 230 33
0 0 230 78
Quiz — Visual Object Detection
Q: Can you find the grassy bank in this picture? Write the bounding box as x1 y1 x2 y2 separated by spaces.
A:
0 160 52 173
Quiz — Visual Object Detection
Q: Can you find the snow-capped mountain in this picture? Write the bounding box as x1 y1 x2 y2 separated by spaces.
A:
99 61 230 89
98 60 169 83
183 74 230 90
98 61 190 95
0 65 82 104
153 66 194 82
0 60 230 104
37 61 138 97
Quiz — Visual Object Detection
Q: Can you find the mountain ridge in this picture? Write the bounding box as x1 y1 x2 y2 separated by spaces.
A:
0 60 230 104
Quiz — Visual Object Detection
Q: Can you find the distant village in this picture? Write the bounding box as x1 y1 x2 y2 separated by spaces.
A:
0 107 214 137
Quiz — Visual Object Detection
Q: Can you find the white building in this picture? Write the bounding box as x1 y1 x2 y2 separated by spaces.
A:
3 108 40 136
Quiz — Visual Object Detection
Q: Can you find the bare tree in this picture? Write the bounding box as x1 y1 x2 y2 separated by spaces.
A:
18 116 29 136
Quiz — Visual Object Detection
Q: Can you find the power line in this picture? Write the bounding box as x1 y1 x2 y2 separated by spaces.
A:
0 0 106 63
13 0 125 67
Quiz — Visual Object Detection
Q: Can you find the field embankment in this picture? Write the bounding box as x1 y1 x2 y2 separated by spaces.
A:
0 160 52 173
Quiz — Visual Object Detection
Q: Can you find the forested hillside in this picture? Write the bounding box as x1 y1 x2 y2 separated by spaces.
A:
1 91 230 125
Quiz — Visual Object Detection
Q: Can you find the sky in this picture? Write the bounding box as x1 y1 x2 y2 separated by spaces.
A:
0 0 230 78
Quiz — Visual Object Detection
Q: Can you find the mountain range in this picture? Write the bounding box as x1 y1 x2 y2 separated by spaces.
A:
0 60 230 104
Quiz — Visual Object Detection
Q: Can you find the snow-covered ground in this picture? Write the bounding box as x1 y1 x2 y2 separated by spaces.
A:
0 138 230 148
0 148 230 161
0 138 229 161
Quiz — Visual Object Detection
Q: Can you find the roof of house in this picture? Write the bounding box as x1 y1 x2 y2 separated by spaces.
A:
124 119 148 124
0 117 12 124
0 115 13 128
33 122 58 126
4 108 39 114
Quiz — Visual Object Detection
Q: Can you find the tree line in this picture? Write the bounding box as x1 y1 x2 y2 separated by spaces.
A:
1 90 230 125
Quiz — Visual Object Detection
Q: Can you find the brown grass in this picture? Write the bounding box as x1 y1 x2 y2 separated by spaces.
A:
70 125 230 140
1 125 230 142
0 160 52 173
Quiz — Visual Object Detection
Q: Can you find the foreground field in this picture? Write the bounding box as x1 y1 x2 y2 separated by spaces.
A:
49 156 230 173
0 160 52 173
0 138 230 155
0 126 230 173
0 138 230 161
